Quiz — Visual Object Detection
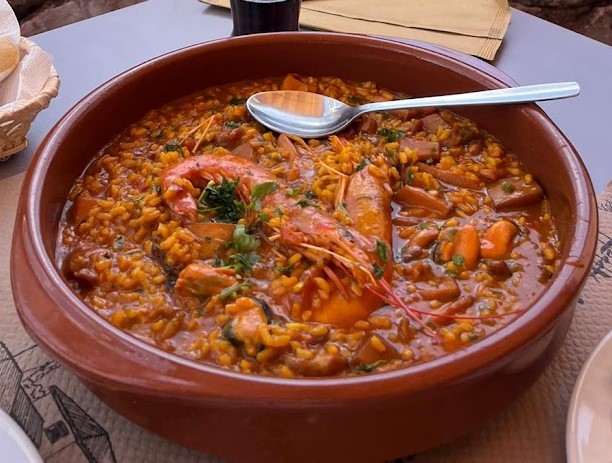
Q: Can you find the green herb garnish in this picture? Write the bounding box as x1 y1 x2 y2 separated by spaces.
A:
225 120 241 129
251 181 278 211
377 128 406 142
355 159 367 172
198 178 245 223
296 199 313 208
225 253 261 274
406 171 415 185
502 181 515 193
164 140 181 152
228 97 246 105
372 263 385 279
375 239 388 263
355 360 386 373
219 280 253 300
452 254 465 268
287 186 302 197
275 264 294 275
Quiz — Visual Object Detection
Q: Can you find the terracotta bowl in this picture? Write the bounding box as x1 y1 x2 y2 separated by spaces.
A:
11 33 598 463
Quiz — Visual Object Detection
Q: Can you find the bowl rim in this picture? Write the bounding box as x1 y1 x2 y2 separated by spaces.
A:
12 31 599 401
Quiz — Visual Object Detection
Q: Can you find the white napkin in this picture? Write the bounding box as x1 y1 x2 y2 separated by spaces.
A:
0 0 53 111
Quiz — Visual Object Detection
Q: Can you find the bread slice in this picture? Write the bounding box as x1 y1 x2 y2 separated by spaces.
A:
0 40 20 83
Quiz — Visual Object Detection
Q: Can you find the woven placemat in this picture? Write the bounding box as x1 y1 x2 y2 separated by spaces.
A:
202 0 511 60
1 172 610 462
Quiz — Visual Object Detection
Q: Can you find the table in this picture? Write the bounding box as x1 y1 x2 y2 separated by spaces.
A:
1 2 611 462
2 0 611 192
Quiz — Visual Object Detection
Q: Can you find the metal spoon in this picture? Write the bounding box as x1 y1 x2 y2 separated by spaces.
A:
246 82 580 138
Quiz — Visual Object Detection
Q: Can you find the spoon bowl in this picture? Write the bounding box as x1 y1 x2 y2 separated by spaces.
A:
247 82 580 138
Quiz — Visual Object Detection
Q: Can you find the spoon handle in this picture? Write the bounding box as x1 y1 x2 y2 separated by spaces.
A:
355 82 580 116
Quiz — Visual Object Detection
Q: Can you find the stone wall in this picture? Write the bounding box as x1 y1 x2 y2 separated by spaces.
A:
7 0 612 46
510 0 611 45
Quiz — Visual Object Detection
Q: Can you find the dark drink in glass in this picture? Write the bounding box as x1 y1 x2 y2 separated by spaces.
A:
230 0 301 36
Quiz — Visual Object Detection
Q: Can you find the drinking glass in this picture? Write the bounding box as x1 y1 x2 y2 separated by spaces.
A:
230 0 301 36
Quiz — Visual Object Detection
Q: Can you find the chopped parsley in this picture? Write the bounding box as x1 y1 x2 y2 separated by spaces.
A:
251 181 279 211
164 140 181 152
225 120 241 129
198 178 245 223
219 280 253 301
287 186 302 197
372 263 385 279
151 184 162 195
275 263 294 275
296 199 314 208
228 97 246 105
304 189 317 200
502 181 515 193
222 225 261 274
224 253 260 274
452 254 465 268
355 360 386 373
405 171 415 185
375 239 388 263
354 159 367 172
377 128 406 142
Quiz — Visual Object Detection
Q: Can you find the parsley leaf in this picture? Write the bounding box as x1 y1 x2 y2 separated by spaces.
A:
355 360 386 373
225 121 241 129
375 239 388 263
502 181 515 193
304 189 316 200
228 97 246 105
198 178 245 223
219 280 253 301
452 254 465 267
275 264 293 275
164 140 181 152
296 199 314 208
372 263 385 279
405 171 415 185
225 253 260 274
251 181 279 211
377 128 406 142
354 159 367 172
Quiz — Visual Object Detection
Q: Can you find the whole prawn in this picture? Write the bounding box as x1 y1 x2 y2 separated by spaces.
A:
161 150 433 333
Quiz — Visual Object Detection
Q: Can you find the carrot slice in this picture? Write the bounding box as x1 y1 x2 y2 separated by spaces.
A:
393 185 451 216
481 220 518 259
452 225 480 270
416 162 481 190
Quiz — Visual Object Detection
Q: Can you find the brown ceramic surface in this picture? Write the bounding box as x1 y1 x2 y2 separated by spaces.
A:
11 33 598 463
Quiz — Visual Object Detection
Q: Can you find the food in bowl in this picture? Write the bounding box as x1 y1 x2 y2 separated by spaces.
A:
57 73 561 378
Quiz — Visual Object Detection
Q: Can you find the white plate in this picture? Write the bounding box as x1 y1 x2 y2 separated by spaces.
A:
566 330 612 463
0 408 42 463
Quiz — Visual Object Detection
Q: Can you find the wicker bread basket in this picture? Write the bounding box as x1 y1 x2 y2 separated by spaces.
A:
0 36 59 161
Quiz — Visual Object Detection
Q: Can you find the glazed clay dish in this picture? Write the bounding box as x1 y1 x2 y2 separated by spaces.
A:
11 33 597 463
